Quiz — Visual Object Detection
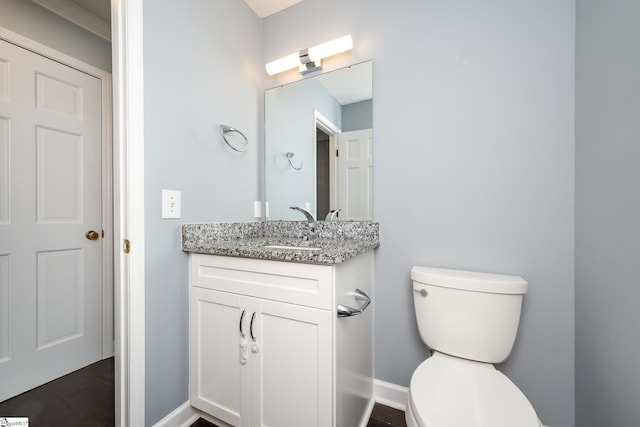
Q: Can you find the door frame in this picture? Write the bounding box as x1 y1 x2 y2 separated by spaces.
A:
0 27 114 361
314 110 341 214
111 0 146 426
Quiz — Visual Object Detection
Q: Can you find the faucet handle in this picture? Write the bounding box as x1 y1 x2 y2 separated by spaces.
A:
325 209 341 221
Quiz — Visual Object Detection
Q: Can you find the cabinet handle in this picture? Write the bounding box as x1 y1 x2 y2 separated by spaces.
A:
337 289 371 318
250 312 257 341
239 310 246 338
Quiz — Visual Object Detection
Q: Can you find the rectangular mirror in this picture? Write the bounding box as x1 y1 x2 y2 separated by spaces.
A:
265 60 373 221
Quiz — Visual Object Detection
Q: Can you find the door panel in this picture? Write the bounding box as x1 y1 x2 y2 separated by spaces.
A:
36 249 84 350
0 58 8 100
0 254 9 363
35 72 83 119
36 127 83 222
0 117 8 223
0 38 103 402
337 129 373 220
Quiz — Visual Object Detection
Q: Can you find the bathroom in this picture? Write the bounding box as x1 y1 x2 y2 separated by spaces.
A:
1 0 638 426
143 0 638 425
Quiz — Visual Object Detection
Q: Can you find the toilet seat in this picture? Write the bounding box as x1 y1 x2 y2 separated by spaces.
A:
408 352 540 427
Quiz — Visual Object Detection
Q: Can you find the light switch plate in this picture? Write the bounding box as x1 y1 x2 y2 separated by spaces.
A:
162 189 181 219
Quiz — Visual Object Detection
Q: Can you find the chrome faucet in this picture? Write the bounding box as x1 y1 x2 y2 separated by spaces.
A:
325 209 341 221
289 206 316 240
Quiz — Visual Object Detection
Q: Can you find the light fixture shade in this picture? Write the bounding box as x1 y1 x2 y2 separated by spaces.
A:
265 34 354 76
266 52 300 76
307 35 353 62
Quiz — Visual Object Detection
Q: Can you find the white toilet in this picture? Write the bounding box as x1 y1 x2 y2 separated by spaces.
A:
406 266 547 427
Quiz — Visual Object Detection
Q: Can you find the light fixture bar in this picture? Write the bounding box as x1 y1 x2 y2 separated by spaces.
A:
307 35 353 62
265 34 353 76
298 48 322 75
265 52 300 76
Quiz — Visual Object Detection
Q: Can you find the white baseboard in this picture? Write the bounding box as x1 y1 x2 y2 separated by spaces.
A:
359 398 377 427
156 380 408 427
152 401 232 427
373 378 408 412
152 401 200 427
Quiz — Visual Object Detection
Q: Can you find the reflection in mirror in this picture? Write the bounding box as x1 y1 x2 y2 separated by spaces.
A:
265 60 373 221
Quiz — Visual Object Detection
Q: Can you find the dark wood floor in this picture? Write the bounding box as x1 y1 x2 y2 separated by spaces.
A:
191 403 406 427
0 358 406 427
367 403 407 427
0 357 115 426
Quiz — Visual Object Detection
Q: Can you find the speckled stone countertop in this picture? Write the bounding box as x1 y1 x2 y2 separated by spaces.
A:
181 221 379 265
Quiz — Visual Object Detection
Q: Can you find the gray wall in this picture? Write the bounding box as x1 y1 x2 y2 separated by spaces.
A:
575 1 640 426
0 0 111 72
142 0 261 424
263 1 576 426
342 100 373 132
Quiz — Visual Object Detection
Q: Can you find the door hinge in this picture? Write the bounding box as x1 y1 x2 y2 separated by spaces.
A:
123 239 131 254
336 149 339 157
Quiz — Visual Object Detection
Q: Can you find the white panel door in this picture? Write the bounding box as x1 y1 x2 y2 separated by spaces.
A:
337 129 373 220
0 38 103 402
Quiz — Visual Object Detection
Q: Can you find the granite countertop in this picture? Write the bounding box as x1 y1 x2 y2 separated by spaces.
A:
181 221 380 265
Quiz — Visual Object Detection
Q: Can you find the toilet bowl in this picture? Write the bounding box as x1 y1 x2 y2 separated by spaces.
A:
406 352 540 427
407 267 546 427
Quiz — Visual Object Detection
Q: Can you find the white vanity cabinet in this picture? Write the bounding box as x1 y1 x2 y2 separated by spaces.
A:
189 251 374 427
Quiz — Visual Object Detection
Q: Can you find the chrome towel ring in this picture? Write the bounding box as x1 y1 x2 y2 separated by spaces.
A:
337 289 371 318
220 124 248 152
286 152 302 170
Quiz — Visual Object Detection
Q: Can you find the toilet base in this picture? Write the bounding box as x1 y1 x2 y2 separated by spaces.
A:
404 391 419 427
408 400 547 427
407 393 547 427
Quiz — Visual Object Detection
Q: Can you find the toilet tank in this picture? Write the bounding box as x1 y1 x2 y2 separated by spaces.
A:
411 267 528 364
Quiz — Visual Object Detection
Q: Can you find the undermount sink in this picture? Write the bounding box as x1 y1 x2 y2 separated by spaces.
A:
264 244 320 251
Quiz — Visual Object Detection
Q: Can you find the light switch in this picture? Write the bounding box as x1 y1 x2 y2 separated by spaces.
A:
162 189 181 219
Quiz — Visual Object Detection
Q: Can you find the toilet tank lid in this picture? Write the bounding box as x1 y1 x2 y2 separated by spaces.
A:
411 267 528 294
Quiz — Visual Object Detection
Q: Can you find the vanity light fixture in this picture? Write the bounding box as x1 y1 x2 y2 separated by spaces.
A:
265 35 353 76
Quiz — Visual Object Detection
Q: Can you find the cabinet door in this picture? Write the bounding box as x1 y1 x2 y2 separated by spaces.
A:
190 287 250 426
250 299 333 427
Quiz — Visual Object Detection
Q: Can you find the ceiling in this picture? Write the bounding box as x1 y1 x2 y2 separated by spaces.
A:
243 0 304 18
316 61 373 105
